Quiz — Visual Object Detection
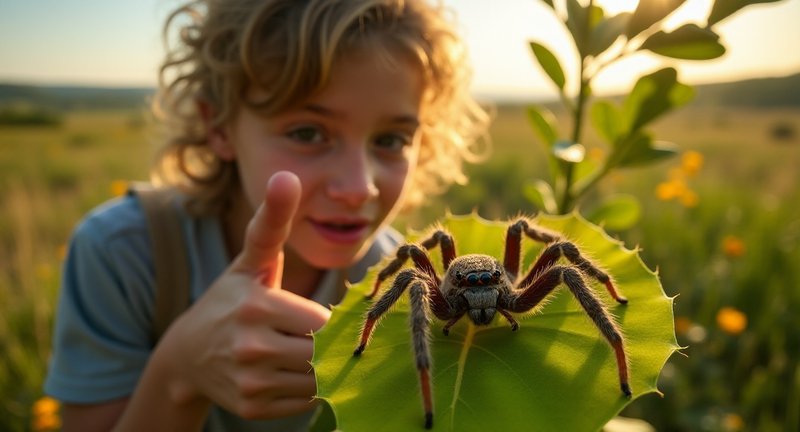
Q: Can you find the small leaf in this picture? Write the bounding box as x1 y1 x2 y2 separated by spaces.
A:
566 0 603 56
616 134 680 168
553 140 586 163
526 105 559 148
529 41 566 90
707 0 782 26
589 12 631 56
566 0 589 54
641 24 726 60
527 105 562 180
626 0 686 38
313 214 678 432
587 194 642 231
622 67 695 132
591 100 622 144
523 180 558 214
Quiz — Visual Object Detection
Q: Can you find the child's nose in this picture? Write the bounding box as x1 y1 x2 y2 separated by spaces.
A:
326 149 379 206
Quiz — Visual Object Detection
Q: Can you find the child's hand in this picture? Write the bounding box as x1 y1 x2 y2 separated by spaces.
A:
158 171 331 420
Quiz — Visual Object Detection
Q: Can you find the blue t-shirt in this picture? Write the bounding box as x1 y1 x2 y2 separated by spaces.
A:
45 192 402 431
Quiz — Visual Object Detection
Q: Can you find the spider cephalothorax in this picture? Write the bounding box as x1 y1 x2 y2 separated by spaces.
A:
353 218 631 429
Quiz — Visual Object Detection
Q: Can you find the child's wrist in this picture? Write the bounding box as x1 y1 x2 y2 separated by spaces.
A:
152 330 210 408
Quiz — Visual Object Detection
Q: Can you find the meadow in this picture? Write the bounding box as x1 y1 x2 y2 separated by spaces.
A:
1 100 798 431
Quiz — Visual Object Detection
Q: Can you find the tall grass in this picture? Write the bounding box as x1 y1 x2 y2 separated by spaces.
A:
1 105 798 431
0 110 152 431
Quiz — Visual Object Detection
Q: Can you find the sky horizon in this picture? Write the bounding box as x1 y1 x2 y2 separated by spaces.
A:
1 0 799 100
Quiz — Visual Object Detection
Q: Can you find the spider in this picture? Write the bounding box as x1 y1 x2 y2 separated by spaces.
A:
352 218 631 429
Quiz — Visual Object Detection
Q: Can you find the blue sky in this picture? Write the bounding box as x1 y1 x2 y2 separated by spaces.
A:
1 0 799 100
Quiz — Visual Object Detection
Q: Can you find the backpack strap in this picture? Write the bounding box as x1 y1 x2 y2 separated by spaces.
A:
130 184 191 345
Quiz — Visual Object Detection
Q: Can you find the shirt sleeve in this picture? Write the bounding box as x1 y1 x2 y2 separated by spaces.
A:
44 198 157 403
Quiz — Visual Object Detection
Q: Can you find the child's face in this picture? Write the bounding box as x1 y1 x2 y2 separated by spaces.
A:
220 51 424 269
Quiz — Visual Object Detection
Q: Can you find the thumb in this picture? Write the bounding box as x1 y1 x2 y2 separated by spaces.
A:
232 171 301 287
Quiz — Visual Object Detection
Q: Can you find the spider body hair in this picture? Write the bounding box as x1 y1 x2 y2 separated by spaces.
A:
353 218 631 429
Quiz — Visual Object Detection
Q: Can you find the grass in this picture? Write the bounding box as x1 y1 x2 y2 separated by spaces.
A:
0 109 152 431
1 104 798 431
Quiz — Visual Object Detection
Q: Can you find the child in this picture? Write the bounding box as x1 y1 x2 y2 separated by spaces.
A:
45 0 489 430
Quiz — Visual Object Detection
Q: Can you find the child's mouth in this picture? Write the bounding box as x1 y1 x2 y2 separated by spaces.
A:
310 219 370 245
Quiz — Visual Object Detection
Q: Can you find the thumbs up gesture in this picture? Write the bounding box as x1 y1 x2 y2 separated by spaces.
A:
153 171 331 421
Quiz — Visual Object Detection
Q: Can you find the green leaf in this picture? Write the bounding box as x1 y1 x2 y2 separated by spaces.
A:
589 12 631 56
313 214 678 432
591 100 622 144
526 105 559 148
626 0 686 38
565 0 603 56
622 67 695 132
615 133 680 168
529 42 566 91
527 105 561 180
641 24 726 60
523 179 558 214
707 0 782 26
586 194 642 231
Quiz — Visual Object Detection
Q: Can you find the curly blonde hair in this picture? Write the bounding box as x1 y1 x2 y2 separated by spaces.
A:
152 0 490 215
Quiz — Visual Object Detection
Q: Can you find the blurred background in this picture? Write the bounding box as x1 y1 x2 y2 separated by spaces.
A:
1 0 798 431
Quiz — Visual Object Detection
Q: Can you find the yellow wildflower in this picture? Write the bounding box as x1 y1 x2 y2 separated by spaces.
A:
33 414 61 432
717 307 747 335
681 150 704 177
723 413 744 431
722 235 746 258
32 397 61 431
110 179 130 197
656 180 686 201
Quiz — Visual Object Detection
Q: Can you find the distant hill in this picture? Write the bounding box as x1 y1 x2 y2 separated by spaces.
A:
0 72 798 111
0 83 154 111
691 73 800 108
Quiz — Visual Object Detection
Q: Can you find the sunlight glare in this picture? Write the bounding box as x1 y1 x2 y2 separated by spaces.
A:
596 0 711 26
596 0 639 15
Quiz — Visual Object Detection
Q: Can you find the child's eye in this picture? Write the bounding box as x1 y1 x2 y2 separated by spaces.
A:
286 125 325 143
373 133 411 152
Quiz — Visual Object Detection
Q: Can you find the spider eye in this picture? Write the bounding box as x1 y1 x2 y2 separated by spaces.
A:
480 272 493 284
466 274 479 285
493 270 502 279
455 271 463 280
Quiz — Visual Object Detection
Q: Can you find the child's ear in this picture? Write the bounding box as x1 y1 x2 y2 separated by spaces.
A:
197 99 235 161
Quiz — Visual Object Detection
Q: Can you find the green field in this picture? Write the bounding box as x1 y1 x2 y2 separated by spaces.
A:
1 101 799 431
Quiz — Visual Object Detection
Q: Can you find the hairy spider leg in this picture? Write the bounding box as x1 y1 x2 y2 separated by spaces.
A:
419 230 457 270
503 219 561 280
353 270 440 429
519 241 628 304
355 269 451 355
503 265 632 397
441 310 467 335
368 244 439 298
409 279 435 429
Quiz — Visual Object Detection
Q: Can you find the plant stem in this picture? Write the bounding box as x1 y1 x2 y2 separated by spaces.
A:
559 1 592 214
